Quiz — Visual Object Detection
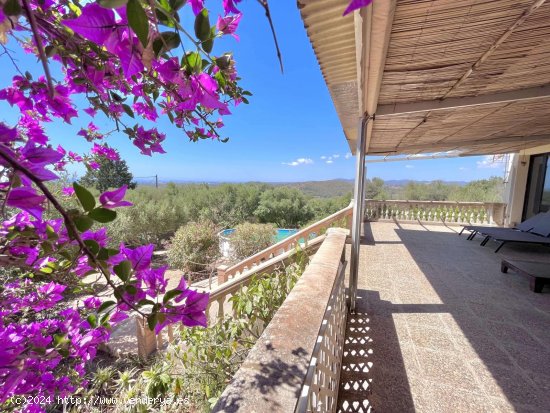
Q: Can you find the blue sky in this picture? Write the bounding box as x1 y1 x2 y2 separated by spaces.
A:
0 2 506 183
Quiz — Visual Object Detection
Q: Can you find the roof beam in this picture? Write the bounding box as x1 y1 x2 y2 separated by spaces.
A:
376 85 550 117
368 134 550 154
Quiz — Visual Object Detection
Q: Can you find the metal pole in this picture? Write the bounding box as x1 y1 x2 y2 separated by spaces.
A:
350 116 370 312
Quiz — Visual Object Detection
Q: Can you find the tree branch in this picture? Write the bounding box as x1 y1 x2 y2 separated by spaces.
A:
21 0 55 96
0 146 146 317
256 0 284 73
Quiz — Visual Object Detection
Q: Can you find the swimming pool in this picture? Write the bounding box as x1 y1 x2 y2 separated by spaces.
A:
219 228 298 241
219 227 299 258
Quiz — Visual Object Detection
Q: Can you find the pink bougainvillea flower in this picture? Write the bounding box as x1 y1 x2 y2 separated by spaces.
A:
343 0 373 16
110 310 129 324
117 244 154 272
61 187 75 196
83 297 101 310
88 160 100 170
99 186 133 209
62 4 117 45
141 266 169 297
189 0 204 15
82 228 109 248
91 143 119 161
7 187 46 219
0 122 18 143
155 285 209 333
217 14 242 40
222 0 242 15
21 145 64 166
63 4 143 78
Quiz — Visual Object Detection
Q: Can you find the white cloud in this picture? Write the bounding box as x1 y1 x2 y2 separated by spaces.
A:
333 154 340 158
282 157 314 167
320 156 327 160
344 152 352 159
326 160 334 164
405 164 414 169
459 167 469 171
477 155 503 169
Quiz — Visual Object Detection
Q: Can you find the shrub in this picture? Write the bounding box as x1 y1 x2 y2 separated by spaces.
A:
254 187 314 227
108 202 183 248
174 255 308 410
167 220 220 273
229 222 276 261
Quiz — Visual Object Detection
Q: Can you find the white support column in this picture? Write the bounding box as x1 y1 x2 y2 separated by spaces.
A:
350 116 370 312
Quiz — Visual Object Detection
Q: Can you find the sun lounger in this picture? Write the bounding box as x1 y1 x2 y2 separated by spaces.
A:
480 222 550 253
459 212 550 240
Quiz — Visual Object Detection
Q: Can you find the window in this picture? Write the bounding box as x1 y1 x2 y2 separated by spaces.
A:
523 153 550 219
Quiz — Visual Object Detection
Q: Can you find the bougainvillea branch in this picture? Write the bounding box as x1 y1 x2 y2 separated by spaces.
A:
0 0 246 409
20 0 54 95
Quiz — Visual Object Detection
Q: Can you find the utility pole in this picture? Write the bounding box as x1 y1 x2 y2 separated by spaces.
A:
155 174 158 188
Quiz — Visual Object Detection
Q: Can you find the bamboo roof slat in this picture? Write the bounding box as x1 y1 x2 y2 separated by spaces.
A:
300 0 550 156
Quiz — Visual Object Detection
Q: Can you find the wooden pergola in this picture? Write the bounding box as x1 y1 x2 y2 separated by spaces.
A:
298 0 550 309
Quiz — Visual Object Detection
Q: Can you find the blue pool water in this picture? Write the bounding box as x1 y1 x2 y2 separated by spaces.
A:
220 228 298 242
275 228 299 242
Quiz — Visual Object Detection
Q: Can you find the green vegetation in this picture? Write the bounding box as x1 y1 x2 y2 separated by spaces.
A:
167 220 219 273
229 223 277 260
80 157 137 192
79 254 308 412
105 183 349 248
254 187 314 227
103 177 503 249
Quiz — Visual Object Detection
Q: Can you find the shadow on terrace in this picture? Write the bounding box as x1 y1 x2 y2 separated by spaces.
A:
339 221 550 412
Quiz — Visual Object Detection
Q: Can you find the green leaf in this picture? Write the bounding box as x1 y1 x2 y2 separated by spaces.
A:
44 45 58 58
122 104 135 118
73 183 96 212
163 289 182 304
3 0 22 16
89 207 117 223
147 312 157 331
74 215 94 232
98 300 117 313
169 0 185 11
99 0 129 8
84 239 100 255
87 314 98 328
153 31 181 56
114 260 132 282
182 51 202 73
53 333 69 347
202 27 216 53
157 0 171 12
194 8 210 42
125 284 137 295
127 0 149 48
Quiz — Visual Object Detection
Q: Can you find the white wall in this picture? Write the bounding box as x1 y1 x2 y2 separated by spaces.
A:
504 144 550 226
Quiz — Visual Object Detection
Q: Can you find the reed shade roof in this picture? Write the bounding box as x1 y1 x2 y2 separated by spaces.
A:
298 0 550 156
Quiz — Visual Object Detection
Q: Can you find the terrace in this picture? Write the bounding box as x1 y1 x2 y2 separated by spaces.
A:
340 221 550 412
210 210 549 413
210 0 550 411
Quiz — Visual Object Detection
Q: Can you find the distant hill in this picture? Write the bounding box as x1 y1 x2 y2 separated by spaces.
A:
138 178 471 198
384 179 468 187
273 179 354 198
